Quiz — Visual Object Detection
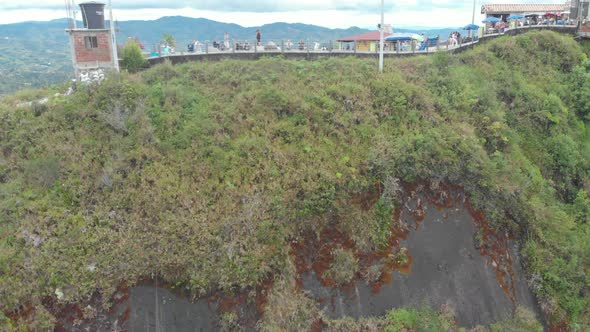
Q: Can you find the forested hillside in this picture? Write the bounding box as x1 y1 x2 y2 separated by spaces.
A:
0 31 588 330
0 16 454 96
0 20 72 96
0 17 370 96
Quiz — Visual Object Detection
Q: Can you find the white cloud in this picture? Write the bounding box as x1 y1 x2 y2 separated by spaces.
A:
1 0 391 11
0 1 569 27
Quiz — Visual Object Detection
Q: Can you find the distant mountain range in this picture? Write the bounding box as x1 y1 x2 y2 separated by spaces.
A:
116 17 456 48
0 16 455 95
117 17 368 47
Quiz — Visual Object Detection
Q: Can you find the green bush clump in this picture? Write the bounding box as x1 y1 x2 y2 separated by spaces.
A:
121 39 148 73
490 306 543 332
384 306 455 332
324 247 359 286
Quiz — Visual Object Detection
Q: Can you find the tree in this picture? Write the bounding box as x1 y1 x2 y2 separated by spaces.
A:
121 39 147 73
163 33 176 47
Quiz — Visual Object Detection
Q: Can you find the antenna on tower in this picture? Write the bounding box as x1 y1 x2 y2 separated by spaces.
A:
64 0 77 29
108 0 120 72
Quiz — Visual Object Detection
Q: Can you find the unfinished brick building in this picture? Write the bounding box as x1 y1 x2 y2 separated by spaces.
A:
66 2 117 82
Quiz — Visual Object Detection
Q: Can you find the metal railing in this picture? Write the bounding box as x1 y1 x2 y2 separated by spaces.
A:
165 38 447 56
147 25 578 59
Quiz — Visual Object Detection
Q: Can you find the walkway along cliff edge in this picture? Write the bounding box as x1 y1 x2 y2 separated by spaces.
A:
142 26 577 67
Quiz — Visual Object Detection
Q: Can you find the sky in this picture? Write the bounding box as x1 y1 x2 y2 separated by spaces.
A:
0 1 566 28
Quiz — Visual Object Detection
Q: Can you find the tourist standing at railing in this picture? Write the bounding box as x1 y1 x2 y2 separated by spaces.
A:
224 32 230 50
449 32 457 48
256 30 261 46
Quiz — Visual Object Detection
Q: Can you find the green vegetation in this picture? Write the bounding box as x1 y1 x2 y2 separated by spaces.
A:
162 32 176 47
324 247 359 285
0 31 589 329
383 306 455 332
490 306 543 332
0 28 71 96
325 305 539 332
257 259 321 331
121 39 148 73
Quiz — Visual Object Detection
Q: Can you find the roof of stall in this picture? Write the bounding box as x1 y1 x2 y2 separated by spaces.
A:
481 3 569 14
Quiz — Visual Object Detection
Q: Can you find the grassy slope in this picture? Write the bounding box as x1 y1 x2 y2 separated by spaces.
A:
0 31 588 329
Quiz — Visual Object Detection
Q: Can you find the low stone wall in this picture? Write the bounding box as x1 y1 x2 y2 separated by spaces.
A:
143 26 577 68
147 50 435 66
79 68 106 84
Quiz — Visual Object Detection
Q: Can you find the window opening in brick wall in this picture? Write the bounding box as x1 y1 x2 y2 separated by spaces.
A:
84 36 98 49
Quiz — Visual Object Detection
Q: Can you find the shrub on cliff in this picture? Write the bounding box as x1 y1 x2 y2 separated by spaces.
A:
121 39 147 73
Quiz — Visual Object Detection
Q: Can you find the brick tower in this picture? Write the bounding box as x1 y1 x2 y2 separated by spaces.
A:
66 2 117 82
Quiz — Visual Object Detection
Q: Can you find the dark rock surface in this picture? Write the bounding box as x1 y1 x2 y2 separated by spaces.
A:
126 286 216 332
301 201 538 327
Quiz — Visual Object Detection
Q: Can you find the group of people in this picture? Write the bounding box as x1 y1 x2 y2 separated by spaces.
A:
448 31 462 47
529 16 574 26
187 32 231 52
485 15 576 35
213 32 231 50
285 39 310 50
187 30 258 52
187 40 202 53
161 45 174 55
186 29 317 52
257 31 313 51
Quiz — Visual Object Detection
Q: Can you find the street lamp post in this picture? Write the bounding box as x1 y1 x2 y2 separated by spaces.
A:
470 0 476 39
379 0 384 73
109 0 119 73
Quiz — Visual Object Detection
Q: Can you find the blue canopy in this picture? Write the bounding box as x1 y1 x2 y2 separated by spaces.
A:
507 14 524 20
463 24 479 30
385 33 421 42
482 17 501 23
